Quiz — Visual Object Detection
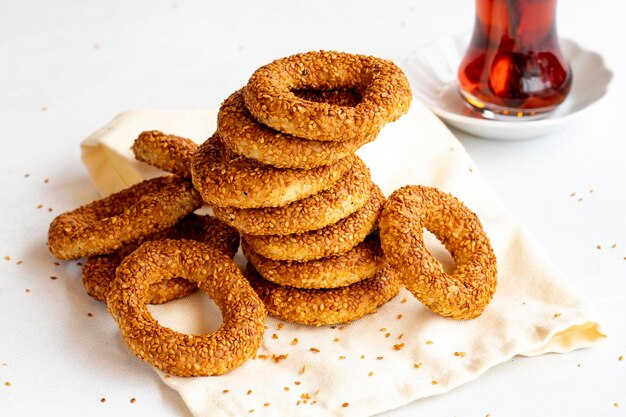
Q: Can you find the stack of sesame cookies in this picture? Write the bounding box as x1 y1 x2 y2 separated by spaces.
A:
190 51 413 326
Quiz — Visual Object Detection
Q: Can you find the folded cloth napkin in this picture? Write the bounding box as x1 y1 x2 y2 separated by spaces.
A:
80 100 605 417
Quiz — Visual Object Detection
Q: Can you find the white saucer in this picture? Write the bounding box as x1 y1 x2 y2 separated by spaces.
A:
404 34 613 140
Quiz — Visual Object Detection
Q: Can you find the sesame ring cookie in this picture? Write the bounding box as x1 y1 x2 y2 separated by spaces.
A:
379 185 497 320
106 239 266 377
132 130 198 178
245 263 401 326
218 89 378 169
191 133 355 209
82 214 239 304
212 157 372 236
48 175 202 259
243 185 384 262
244 50 412 142
242 234 384 289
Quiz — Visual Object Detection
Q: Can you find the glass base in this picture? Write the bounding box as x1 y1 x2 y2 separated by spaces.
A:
459 90 558 121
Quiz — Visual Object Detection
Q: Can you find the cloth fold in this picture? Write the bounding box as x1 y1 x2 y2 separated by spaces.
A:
80 100 605 417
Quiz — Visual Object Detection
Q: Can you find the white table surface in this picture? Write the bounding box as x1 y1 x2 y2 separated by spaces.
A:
1 1 625 416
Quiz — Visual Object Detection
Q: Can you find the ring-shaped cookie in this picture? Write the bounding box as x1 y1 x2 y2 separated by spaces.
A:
218 89 378 169
213 157 372 236
132 130 198 178
379 185 497 319
244 51 412 142
48 175 202 259
191 133 355 208
82 214 239 304
106 239 266 376
242 233 383 289
243 185 384 261
245 263 400 326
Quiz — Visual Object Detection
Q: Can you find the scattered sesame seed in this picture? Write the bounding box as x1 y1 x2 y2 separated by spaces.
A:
454 351 467 357
614 403 619 408
294 381 301 386
4 381 11 387
296 400 301 405
380 327 387 332
554 313 561 318
272 333 278 339
342 403 349 408
24 173 31 178
283 387 290 391
37 204 43 209
54 262 60 266
619 356 623 361
277 323 284 330
431 380 438 385
414 363 421 368
16 260 23 265
469 167 473 173
300 365 306 374
247 390 252 395
376 356 384 360
577 363 581 368
368 371 374 376
397 314 403 320
44 178 49 184
48 208 53 212
41 107 48 112
222 389 229 394
597 244 602 250
338 356 346 360
570 192 576 197
263 403 270 407
50 276 57 280
577 198 583 202
76 262 83 266
130 398 136 404
248 409 255 413
611 243 617 249
426 340 433 345
4 256 10 261
300 393 310 400
100 398 106 403
314 389 320 395
272 354 288 363
25 288 30 293
393 343 405 351
589 189 594 193
257 354 269 360
385 333 391 338
397 333 404 340
361 355 365 359
401 297 407 303
333 338 339 342
309 347 320 353
338 326 345 331
291 338 298 345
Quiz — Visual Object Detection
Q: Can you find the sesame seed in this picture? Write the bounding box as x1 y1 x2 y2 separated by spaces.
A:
570 192 576 197
309 347 320 353
413 363 421 368
376 356 384 360
130 398 136 404
4 256 10 261
25 288 30 293
380 328 387 332
294 381 301 385
614 403 619 408
16 260 23 265
338 356 346 360
247 390 252 395
272 333 278 339
291 338 298 345
368 371 373 377
333 338 339 342
393 343 405 351
100 398 106 403
263 403 270 407
87 313 93 317
619 356 623 361
272 354 288 363
454 351 467 357
554 313 561 318
277 323 284 330
577 198 583 202
342 402 349 408
24 173 31 178
248 409 255 413
385 333 391 338
222 389 229 394
611 243 617 249
44 178 49 184
50 276 57 280
426 340 433 345
431 380 438 385
401 297 407 303
37 204 43 209
4 381 11 387
283 387 290 391
597 244 602 250
397 334 404 340
397 314 403 320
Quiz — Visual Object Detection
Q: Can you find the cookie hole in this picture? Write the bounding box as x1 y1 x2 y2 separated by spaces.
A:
149 290 223 334
423 229 456 274
292 88 362 107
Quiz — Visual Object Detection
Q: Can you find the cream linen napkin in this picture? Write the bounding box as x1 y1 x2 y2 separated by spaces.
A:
80 101 605 417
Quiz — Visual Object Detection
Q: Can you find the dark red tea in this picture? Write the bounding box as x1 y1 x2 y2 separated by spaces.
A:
458 0 571 118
